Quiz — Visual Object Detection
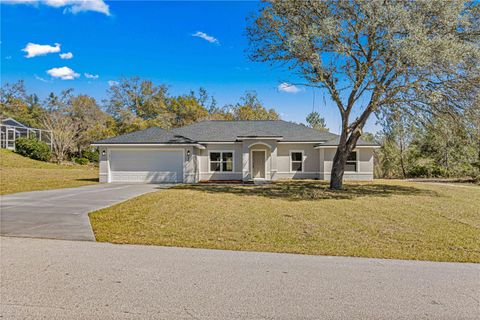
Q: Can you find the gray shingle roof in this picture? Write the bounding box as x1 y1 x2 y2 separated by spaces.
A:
317 136 379 147
1 117 30 128
171 120 339 142
94 127 194 144
94 120 379 146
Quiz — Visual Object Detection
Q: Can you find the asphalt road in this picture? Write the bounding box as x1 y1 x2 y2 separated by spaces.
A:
0 184 165 241
1 237 478 319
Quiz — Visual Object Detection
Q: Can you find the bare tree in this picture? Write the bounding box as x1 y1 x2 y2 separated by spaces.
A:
248 0 480 189
42 112 79 163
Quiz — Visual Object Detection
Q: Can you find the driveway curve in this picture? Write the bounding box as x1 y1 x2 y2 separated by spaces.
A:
0 184 166 241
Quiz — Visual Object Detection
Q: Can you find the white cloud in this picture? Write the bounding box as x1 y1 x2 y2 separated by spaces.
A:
108 80 119 86
1 0 37 3
62 0 110 15
3 0 110 15
22 42 61 58
46 66 80 80
5 56 12 60
84 73 99 79
278 82 301 93
59 52 73 59
192 31 219 44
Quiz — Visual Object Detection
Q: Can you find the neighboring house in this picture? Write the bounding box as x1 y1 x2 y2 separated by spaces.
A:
92 120 379 184
0 117 52 151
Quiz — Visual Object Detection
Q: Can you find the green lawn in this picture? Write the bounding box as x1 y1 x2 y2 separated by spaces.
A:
0 149 98 195
90 180 480 263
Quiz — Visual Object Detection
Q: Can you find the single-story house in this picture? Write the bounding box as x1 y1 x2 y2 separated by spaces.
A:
1 117 52 150
92 120 379 184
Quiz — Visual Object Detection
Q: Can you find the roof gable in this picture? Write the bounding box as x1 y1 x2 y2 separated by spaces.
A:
1 117 29 128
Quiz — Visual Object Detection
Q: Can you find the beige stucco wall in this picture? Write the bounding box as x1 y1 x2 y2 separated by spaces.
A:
275 143 320 180
240 139 277 181
98 144 376 183
98 146 109 183
321 147 375 181
197 143 243 181
184 146 197 183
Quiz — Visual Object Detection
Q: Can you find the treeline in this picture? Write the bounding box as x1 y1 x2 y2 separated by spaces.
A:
0 78 279 162
375 105 480 181
1 78 479 181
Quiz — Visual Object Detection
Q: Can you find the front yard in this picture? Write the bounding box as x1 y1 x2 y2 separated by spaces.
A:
0 149 98 195
89 180 480 263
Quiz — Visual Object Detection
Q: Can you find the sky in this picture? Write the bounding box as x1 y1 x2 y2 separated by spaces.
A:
1 0 379 134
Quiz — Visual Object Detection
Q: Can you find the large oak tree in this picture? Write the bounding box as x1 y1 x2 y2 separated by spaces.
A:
248 0 480 189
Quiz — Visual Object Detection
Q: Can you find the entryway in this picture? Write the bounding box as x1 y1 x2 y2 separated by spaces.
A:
252 150 266 179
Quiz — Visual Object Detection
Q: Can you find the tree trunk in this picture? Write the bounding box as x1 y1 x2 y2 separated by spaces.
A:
330 126 363 190
399 137 407 179
330 146 349 189
399 154 407 179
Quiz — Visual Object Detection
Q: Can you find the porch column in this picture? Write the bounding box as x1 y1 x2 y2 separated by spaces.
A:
242 141 250 181
270 144 278 180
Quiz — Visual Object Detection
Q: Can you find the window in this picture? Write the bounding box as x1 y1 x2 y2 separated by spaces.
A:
209 151 233 172
290 151 303 172
345 151 357 172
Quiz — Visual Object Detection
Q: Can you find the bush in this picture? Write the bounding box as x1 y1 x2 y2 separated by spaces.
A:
408 165 430 178
82 148 99 163
73 157 90 165
431 165 447 177
15 137 51 162
408 163 447 178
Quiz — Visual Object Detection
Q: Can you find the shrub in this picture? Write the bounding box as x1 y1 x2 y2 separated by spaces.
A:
73 157 90 165
15 137 51 162
408 164 430 178
408 163 448 178
430 165 447 177
82 148 99 163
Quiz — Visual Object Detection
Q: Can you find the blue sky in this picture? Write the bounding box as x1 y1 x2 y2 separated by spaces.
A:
1 0 379 134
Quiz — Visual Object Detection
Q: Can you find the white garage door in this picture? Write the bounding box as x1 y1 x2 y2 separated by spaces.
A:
109 149 183 183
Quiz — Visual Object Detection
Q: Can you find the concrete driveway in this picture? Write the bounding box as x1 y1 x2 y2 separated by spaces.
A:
0 184 167 241
1 237 478 319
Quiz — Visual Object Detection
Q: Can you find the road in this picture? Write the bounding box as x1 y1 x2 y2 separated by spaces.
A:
1 237 478 319
0 184 164 241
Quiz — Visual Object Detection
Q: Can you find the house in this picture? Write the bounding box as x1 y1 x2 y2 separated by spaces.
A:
92 120 379 183
0 117 52 150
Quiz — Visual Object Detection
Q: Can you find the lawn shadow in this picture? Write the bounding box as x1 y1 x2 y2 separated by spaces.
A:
175 181 438 201
76 178 99 182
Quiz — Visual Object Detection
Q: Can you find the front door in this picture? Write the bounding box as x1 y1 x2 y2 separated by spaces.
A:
252 151 265 178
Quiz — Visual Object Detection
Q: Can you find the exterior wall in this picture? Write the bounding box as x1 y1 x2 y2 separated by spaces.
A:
184 146 197 183
98 146 109 183
320 147 375 181
99 146 196 183
197 143 243 181
98 144 377 184
241 139 276 181
275 143 320 180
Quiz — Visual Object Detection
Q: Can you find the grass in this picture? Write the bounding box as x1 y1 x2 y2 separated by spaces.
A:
0 149 98 195
90 180 480 263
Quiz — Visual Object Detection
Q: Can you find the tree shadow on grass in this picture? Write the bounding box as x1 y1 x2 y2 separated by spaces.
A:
175 181 438 201
76 178 99 182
